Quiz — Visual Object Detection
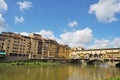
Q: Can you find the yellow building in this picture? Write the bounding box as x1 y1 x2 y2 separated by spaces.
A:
29 33 59 59
58 44 70 59
0 32 70 61
29 33 42 59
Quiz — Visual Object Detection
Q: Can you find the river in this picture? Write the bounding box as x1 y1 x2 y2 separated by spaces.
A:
0 64 120 80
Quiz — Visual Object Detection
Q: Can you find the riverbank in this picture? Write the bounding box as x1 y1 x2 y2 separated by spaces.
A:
0 61 61 66
105 77 120 80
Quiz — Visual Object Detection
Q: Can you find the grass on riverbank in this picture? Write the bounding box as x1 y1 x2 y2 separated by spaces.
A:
0 61 61 66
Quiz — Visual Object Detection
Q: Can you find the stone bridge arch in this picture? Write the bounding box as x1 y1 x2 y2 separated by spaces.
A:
87 59 104 65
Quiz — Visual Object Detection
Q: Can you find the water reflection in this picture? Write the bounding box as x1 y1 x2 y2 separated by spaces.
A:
0 64 120 80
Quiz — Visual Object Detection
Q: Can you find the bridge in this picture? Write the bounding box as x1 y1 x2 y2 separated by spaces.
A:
69 48 120 66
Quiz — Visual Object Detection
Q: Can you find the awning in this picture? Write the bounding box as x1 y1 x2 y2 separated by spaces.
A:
0 52 6 55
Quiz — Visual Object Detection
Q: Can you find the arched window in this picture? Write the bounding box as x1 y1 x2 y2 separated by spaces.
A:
94 54 98 57
89 54 93 58
99 53 103 58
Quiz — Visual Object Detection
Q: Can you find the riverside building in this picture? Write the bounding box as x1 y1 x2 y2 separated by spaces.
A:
0 32 70 62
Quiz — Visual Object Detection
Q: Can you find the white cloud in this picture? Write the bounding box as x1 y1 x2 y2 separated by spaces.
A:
0 0 8 32
0 0 8 13
88 37 120 49
60 27 93 47
112 38 120 48
63 29 67 32
0 13 7 32
14 16 24 23
108 17 118 23
36 30 56 39
20 32 29 36
17 1 32 12
20 30 56 39
89 0 120 23
68 20 78 27
88 39 110 49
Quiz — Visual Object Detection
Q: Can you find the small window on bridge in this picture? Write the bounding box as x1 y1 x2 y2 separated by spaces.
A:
94 54 98 57
89 54 93 58
99 54 103 58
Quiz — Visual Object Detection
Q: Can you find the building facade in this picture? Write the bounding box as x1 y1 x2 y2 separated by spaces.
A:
0 32 69 61
58 44 70 59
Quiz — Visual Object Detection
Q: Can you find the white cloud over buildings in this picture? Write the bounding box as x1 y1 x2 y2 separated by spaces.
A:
20 32 29 36
36 30 56 39
17 1 32 12
89 0 120 23
20 28 120 48
20 28 93 48
20 28 93 47
112 38 120 48
60 28 93 47
88 38 120 49
88 39 111 49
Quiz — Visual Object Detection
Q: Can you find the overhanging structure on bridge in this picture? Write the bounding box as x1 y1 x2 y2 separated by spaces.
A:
69 47 120 60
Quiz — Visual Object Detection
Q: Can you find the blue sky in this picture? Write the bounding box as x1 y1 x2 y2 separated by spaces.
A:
0 0 120 48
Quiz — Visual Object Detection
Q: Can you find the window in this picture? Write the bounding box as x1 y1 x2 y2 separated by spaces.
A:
8 40 10 42
33 55 36 57
6 50 9 52
2 43 4 45
7 47 9 49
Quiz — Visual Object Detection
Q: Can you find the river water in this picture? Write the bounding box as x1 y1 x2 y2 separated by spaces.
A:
0 64 120 80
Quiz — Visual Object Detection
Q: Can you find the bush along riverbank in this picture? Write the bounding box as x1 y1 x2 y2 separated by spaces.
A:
0 61 61 66
105 77 120 80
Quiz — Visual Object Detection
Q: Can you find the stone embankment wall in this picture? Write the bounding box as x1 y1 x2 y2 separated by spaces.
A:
0 56 29 62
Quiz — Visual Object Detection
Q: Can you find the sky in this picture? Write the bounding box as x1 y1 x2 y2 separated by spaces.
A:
0 0 120 49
